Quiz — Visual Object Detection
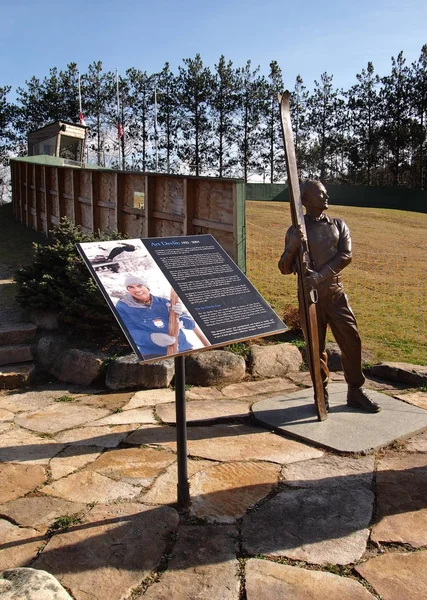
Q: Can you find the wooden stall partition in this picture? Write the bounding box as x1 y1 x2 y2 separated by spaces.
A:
60 167 75 220
189 178 236 260
95 171 118 232
78 169 93 233
184 178 196 235
28 164 36 230
72 169 81 226
36 165 47 235
45 166 60 228
10 160 246 270
18 162 25 224
117 172 145 238
148 175 186 238
24 163 30 228
34 164 42 232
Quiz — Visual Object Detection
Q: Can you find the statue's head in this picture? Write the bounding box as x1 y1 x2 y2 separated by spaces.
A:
301 180 329 211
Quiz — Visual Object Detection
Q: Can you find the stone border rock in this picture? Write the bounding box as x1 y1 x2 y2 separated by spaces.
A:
31 331 427 393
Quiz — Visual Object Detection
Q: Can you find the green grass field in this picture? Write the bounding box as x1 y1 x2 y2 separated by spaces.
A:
1 200 426 366
246 201 427 366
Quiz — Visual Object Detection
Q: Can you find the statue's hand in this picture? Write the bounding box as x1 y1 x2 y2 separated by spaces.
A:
303 269 323 289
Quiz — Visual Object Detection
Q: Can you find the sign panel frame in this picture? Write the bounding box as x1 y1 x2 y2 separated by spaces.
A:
77 234 286 363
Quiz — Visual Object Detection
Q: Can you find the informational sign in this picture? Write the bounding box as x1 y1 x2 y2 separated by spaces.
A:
77 235 286 363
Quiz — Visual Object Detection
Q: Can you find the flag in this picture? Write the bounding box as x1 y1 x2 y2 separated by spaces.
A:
79 112 86 127
118 122 124 139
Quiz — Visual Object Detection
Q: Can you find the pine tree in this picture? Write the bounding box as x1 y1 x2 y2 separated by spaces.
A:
260 60 284 183
156 63 180 174
81 62 115 166
15 76 46 147
411 45 427 188
210 55 239 178
235 61 266 182
0 86 16 165
58 63 80 123
380 52 412 186
124 68 155 171
290 76 309 178
346 62 381 185
177 54 213 176
307 72 343 182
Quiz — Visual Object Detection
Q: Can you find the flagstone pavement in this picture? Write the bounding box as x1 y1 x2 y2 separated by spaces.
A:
1 377 427 600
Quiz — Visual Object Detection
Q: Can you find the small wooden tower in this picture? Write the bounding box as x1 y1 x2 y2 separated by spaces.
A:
28 121 87 163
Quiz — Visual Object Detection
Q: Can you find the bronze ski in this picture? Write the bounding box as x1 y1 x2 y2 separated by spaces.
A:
278 91 328 421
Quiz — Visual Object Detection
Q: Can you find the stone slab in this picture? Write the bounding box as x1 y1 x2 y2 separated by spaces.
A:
190 460 280 523
185 386 225 401
74 391 134 411
245 559 376 600
0 323 37 345
85 446 176 487
184 423 323 463
123 425 176 448
220 377 298 398
141 459 217 505
281 454 375 489
33 503 179 600
0 388 78 413
0 364 35 389
143 525 239 599
15 404 110 434
49 445 102 480
394 391 427 410
156 399 251 424
0 520 42 570
371 452 427 547
0 423 13 435
242 486 374 565
0 463 46 503
88 407 156 426
0 408 14 422
406 428 427 452
55 425 134 448
252 383 427 453
0 427 64 465
0 496 87 533
42 470 141 504
123 388 176 409
0 345 33 367
355 551 427 600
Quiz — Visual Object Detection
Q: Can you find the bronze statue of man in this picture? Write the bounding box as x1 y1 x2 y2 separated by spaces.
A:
278 179 380 413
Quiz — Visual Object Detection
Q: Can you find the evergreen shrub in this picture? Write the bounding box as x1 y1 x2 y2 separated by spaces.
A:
14 218 128 349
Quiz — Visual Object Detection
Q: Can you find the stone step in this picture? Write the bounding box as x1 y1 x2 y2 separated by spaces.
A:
0 323 37 346
0 363 35 389
0 344 33 366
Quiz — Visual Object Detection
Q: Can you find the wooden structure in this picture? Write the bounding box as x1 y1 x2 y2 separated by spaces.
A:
10 158 246 269
28 122 87 162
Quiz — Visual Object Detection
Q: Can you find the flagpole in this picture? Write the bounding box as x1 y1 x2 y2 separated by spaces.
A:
154 78 159 172
116 68 121 170
78 72 82 115
78 71 86 166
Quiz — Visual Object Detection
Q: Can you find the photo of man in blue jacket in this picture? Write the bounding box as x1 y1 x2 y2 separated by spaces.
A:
116 275 196 359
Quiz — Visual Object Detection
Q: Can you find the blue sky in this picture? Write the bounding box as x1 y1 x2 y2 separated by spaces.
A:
1 0 426 98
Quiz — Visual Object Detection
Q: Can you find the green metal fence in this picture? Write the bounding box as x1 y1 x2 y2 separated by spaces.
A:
245 183 427 214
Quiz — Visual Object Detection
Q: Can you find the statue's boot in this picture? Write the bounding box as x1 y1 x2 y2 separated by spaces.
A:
347 387 381 413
